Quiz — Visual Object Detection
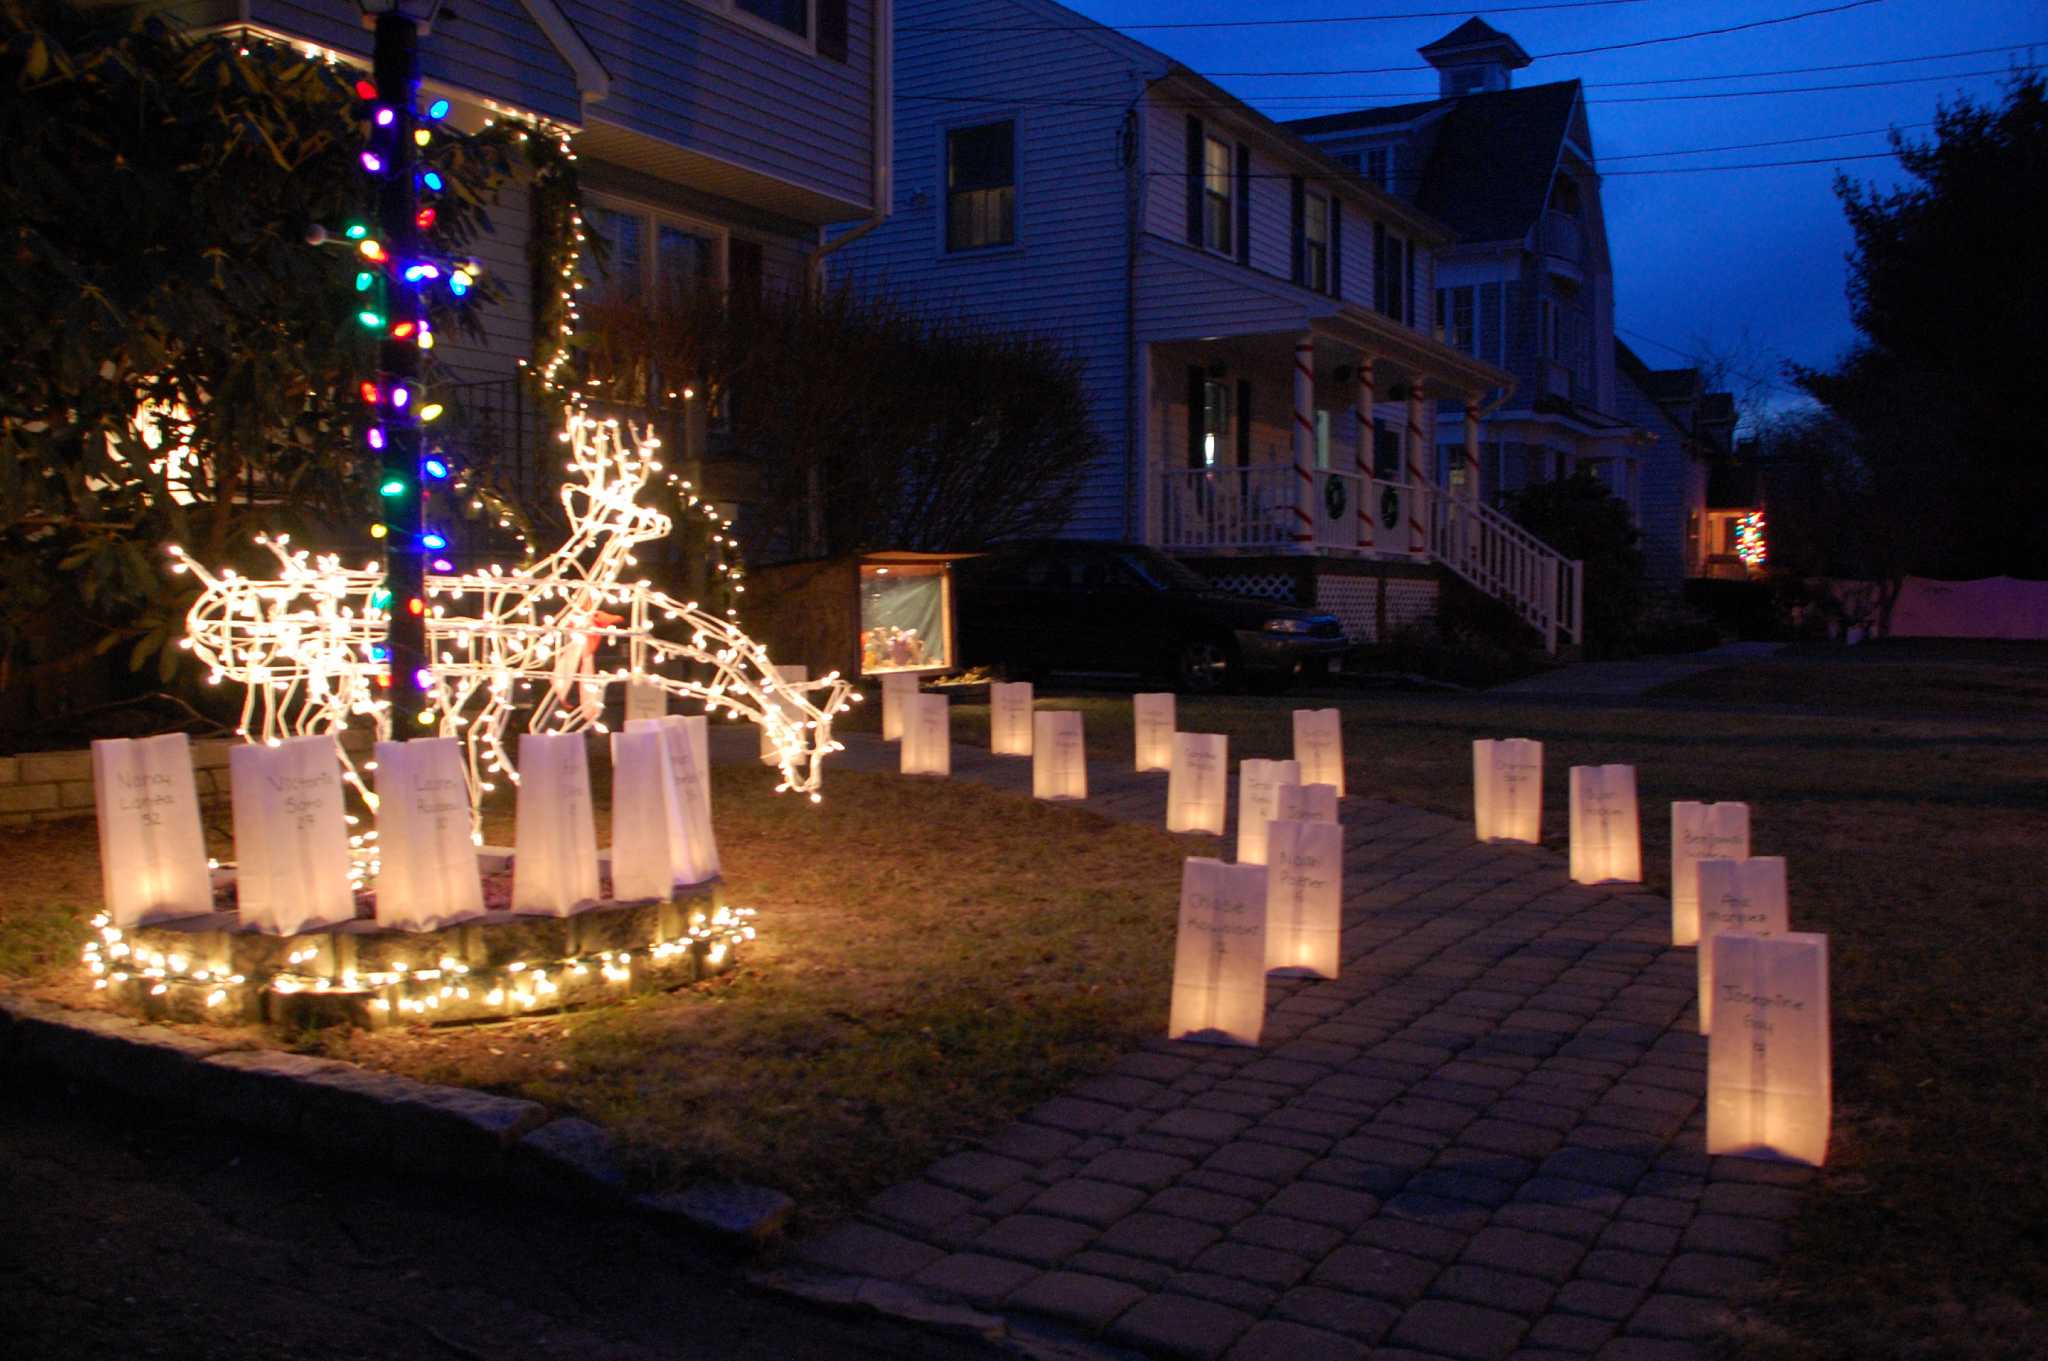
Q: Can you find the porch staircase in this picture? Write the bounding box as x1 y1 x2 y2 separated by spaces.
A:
1157 467 1582 655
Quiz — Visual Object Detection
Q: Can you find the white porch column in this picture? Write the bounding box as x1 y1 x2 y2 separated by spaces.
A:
1290 335 1316 550
1463 397 1482 502
1405 380 1428 557
1353 356 1377 552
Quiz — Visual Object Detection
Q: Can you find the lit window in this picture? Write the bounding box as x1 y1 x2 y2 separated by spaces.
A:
1200 379 1232 468
1204 137 1234 255
947 121 1015 251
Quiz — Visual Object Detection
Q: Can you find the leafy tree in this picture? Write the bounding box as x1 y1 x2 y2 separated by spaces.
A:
1794 72 2048 580
0 0 516 726
1752 411 1916 634
1506 470 1644 658
583 281 1104 560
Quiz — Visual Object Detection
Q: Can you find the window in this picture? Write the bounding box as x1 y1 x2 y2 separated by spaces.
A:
1314 409 1332 470
1436 284 1475 353
585 202 725 303
1203 136 1234 255
736 0 806 38
1335 152 1361 173
947 121 1015 251
1378 232 1406 322
1199 379 1232 467
1365 147 1391 191
1303 192 1330 293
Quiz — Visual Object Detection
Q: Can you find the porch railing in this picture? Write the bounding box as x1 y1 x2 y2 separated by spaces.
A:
1158 466 1582 654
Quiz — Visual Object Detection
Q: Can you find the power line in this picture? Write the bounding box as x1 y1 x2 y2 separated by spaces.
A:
1540 0 1883 60
900 0 1661 35
897 64 2022 109
1212 39 2036 82
1602 149 1899 173
1600 122 1932 161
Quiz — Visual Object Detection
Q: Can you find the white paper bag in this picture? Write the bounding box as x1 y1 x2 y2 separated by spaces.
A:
1167 858 1269 1046
1707 931 1830 1166
1697 856 1789 1033
1032 711 1088 800
1276 782 1339 825
1266 819 1343 978
91 734 213 927
610 729 679 902
900 693 951 776
1671 801 1750 946
1167 733 1228 834
1472 738 1543 844
373 738 484 930
511 732 600 915
879 671 919 742
624 679 668 726
1569 763 1641 884
990 681 1034 756
229 735 353 935
1236 758 1302 865
1133 692 1175 773
625 715 720 886
759 664 809 763
1292 708 1345 797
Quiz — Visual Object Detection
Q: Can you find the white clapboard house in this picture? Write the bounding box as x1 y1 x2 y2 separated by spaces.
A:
826 0 1587 652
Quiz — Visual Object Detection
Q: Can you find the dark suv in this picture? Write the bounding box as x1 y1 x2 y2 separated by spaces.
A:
954 541 1346 693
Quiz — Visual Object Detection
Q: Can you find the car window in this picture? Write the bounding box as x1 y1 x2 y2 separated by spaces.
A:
1116 550 1212 593
1019 554 1072 589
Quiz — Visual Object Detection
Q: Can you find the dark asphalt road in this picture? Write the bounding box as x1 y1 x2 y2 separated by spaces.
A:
0 1073 999 1361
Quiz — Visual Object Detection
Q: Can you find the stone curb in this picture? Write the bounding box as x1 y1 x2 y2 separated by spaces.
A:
754 1265 1153 1361
0 991 793 1248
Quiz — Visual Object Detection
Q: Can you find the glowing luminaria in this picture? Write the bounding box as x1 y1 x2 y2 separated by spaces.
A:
172 414 853 821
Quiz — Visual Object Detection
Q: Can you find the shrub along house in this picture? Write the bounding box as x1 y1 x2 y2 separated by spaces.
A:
828 0 1587 654
163 0 892 552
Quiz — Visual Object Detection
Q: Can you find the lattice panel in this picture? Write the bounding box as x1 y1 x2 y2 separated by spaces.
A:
1202 571 1300 604
1385 577 1440 633
1315 575 1379 642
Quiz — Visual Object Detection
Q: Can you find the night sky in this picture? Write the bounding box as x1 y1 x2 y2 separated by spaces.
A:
1051 0 2042 421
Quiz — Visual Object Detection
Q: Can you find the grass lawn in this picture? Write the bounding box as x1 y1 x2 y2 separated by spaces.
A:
0 767 1210 1227
2 640 2041 1358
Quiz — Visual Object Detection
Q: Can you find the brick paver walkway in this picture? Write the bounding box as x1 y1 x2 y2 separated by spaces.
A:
717 726 1812 1361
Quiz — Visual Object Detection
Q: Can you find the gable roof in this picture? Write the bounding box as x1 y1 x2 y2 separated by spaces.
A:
1286 79 1580 245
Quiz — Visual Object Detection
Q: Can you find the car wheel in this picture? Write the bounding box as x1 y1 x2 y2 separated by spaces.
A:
1175 638 1235 694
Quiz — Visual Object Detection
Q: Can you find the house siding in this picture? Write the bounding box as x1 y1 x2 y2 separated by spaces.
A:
245 0 583 123
561 0 877 213
1614 363 1704 587
829 0 1151 540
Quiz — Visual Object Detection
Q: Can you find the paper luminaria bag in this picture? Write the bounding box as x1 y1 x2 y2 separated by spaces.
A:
1167 858 1270 1046
511 732 601 916
990 681 1034 756
1707 931 1830 1166
1032 711 1087 800
878 671 919 742
1569 763 1641 884
373 738 485 931
1133 692 1175 772
228 735 354 935
1166 732 1228 834
1266 818 1343 978
1671 801 1750 946
899 692 952 776
1472 738 1543 844
1276 782 1339 825
609 728 682 902
91 733 214 928
1236 758 1302 866
1696 856 1789 1033
759 664 808 763
1292 708 1344 797
624 679 668 726
624 715 719 886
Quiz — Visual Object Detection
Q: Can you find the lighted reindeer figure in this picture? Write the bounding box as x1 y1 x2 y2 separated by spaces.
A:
173 414 854 826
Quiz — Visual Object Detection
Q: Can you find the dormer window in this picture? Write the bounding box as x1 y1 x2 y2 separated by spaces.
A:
1551 175 1583 219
